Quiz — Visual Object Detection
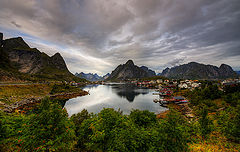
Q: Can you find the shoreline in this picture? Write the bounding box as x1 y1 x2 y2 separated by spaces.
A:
1 90 89 113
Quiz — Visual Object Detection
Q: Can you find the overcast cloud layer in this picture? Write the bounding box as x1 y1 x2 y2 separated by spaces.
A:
0 0 240 75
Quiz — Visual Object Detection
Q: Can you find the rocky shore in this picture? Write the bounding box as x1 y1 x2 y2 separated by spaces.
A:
2 91 89 113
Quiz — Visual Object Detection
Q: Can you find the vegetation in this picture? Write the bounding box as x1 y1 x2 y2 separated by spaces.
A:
0 98 76 151
50 84 83 95
0 84 52 105
1 80 240 151
182 82 240 151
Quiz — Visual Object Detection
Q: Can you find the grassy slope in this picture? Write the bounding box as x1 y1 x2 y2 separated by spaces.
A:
0 84 53 106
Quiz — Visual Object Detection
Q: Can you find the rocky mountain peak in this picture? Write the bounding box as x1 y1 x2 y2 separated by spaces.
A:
125 60 134 66
51 52 62 59
3 36 30 50
188 62 198 65
107 60 154 80
220 64 231 69
51 52 68 71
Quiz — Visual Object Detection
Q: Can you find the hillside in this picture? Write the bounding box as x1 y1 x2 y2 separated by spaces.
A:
161 62 237 79
107 60 156 81
0 32 86 82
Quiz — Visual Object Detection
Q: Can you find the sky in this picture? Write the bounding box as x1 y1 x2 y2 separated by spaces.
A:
0 0 240 75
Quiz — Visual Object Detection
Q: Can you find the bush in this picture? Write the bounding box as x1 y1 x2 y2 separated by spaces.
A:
224 92 240 107
76 108 190 152
19 98 76 151
129 109 157 128
159 109 190 152
218 106 240 142
198 106 213 139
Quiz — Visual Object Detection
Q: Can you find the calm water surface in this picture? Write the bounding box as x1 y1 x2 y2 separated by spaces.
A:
64 83 168 116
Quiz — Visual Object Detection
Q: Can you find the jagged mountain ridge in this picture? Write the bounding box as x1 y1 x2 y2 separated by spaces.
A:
75 72 110 81
107 60 156 80
161 62 237 79
0 32 85 82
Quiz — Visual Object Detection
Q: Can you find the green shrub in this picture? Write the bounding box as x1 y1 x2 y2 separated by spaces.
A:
224 92 240 107
76 108 189 152
198 106 213 139
19 98 76 151
129 109 157 128
159 109 190 152
218 106 240 142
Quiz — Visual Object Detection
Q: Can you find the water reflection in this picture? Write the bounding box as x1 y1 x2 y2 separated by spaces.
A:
111 84 149 102
64 84 167 116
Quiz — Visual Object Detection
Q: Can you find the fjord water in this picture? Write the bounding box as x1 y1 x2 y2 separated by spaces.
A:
64 83 168 116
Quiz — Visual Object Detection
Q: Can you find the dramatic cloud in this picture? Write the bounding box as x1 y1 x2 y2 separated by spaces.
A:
0 0 240 75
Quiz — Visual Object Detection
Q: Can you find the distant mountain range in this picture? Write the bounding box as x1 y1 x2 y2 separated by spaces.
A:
75 72 110 81
161 62 237 79
107 60 156 80
0 32 85 82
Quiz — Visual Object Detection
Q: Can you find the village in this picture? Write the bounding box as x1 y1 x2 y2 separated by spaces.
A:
69 77 240 108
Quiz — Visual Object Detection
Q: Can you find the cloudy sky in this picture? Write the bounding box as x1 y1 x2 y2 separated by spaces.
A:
0 0 240 75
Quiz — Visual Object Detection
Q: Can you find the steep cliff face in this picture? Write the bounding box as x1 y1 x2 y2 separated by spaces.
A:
50 52 68 71
0 33 84 82
107 60 151 80
218 64 236 78
161 62 237 79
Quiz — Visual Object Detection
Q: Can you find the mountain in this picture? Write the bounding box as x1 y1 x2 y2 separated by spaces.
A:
103 73 110 79
75 72 103 81
0 32 85 82
107 60 154 80
161 62 237 79
75 72 110 81
140 66 156 77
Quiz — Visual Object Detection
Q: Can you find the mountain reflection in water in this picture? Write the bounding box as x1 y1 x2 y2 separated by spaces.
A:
111 84 149 102
64 84 167 116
